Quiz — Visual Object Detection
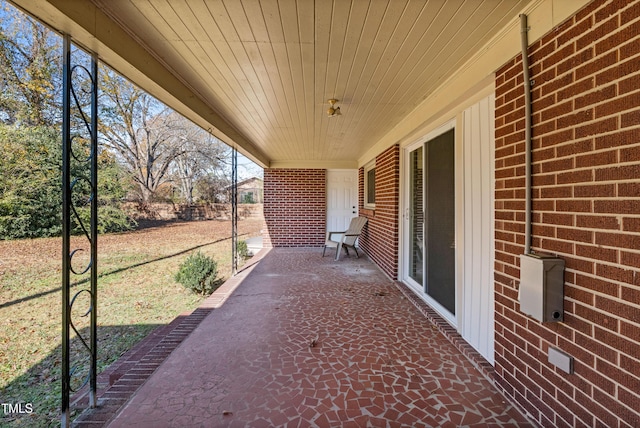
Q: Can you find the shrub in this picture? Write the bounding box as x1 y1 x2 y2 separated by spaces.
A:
0 124 135 239
237 240 249 259
174 252 219 295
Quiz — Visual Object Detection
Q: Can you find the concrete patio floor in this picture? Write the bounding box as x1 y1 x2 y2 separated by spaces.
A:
103 248 531 427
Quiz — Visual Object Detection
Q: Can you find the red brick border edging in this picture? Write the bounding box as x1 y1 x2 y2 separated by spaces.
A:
70 307 213 427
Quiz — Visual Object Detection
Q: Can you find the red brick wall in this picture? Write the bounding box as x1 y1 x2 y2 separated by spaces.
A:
494 1 640 426
359 145 400 279
262 169 326 247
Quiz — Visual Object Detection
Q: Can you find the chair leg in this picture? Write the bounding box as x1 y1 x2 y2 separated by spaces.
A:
322 245 326 257
335 242 343 261
353 247 360 258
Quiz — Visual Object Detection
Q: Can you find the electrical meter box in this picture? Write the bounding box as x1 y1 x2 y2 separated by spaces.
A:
519 253 565 322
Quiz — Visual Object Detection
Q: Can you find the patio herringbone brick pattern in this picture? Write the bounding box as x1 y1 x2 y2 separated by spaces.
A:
106 248 531 427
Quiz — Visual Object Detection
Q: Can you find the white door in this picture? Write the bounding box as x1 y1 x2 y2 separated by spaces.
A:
326 170 358 237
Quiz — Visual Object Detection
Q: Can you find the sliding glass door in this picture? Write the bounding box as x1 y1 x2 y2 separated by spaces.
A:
404 127 456 321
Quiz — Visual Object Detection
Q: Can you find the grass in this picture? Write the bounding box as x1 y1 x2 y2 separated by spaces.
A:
0 218 263 427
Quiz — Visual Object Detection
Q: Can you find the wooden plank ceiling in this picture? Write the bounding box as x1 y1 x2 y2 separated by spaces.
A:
86 0 527 166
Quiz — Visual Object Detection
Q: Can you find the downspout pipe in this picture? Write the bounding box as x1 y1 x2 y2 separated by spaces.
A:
520 14 532 255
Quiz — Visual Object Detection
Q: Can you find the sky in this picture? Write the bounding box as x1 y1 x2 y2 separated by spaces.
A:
236 154 263 180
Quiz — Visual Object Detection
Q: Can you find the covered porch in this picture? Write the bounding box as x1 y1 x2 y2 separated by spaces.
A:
11 0 640 426
74 248 529 427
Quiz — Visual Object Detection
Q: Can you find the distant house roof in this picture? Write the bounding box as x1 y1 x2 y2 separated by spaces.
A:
238 177 263 187
225 177 263 191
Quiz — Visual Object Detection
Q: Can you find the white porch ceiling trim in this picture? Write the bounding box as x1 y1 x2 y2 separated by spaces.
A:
269 160 358 169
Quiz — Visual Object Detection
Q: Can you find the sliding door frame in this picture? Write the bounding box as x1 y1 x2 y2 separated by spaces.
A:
400 119 459 326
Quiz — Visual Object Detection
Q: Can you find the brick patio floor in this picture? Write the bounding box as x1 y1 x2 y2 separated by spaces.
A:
99 248 531 427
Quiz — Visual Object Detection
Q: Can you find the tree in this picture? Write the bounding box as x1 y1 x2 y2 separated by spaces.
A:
99 69 184 203
194 174 231 203
167 113 229 204
0 1 61 126
0 124 134 239
0 3 134 239
0 125 61 237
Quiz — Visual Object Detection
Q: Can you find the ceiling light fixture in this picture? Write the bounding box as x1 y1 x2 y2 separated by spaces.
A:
327 99 341 117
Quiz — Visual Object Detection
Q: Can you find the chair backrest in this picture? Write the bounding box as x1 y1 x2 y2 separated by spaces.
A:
343 217 367 246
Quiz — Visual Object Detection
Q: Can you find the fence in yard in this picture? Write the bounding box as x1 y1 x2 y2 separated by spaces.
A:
124 203 263 221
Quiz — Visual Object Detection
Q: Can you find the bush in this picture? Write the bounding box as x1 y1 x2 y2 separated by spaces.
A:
0 126 63 238
237 240 249 259
174 252 219 295
0 124 135 239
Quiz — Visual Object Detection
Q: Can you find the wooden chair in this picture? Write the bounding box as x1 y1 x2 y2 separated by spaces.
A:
322 217 368 261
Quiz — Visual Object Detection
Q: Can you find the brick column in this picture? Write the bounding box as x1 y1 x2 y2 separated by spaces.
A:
359 145 400 279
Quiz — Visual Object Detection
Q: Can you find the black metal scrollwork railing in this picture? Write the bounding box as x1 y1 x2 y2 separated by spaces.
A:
61 35 98 428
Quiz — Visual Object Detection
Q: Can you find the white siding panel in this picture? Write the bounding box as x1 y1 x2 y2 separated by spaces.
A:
462 94 495 364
